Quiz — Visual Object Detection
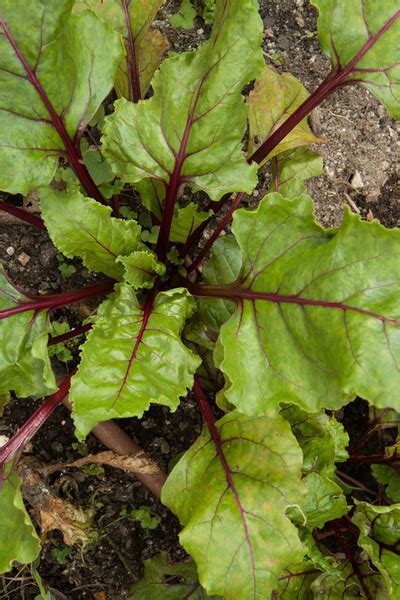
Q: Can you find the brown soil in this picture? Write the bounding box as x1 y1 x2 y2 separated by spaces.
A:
1 1 399 599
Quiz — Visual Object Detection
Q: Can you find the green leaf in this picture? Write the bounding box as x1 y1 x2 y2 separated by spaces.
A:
0 466 41 573
270 148 324 198
117 250 166 289
0 267 56 397
125 505 161 530
310 0 400 119
353 501 400 595
273 560 319 598
170 0 196 30
129 552 219 599
301 473 349 529
162 410 305 598
248 66 323 163
372 465 400 502
170 203 212 244
203 0 215 25
40 188 145 280
215 194 400 416
311 559 388 598
48 321 73 362
0 0 122 194
102 0 263 202
71 285 200 438
74 0 169 100
81 141 115 186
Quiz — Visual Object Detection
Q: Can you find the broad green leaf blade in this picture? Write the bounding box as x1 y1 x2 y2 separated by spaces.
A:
0 267 56 397
248 66 323 163
270 148 324 198
170 203 212 244
273 561 319 598
170 0 196 30
353 501 400 595
129 552 220 599
186 235 242 349
40 188 145 279
117 250 165 289
301 472 349 529
71 285 200 438
372 465 400 502
311 1 400 119
74 0 169 100
0 466 41 573
0 1 122 194
162 411 306 599
216 194 400 415
103 0 264 201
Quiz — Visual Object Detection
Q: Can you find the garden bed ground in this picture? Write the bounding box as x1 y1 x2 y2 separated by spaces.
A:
0 1 398 598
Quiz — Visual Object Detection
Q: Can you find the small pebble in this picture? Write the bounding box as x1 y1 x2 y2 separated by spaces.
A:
350 170 364 189
6 246 15 256
0 435 9 448
18 252 31 266
196 28 204 35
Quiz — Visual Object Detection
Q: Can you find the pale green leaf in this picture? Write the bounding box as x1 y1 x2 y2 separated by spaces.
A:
170 203 212 244
372 465 400 502
301 473 349 529
310 0 400 119
129 552 220 599
40 188 145 280
117 250 166 289
74 0 169 100
269 148 324 198
0 466 41 573
162 411 305 599
273 560 319 598
215 194 400 415
311 560 389 598
248 66 323 163
0 0 122 194
353 501 400 595
71 285 200 438
170 0 196 30
102 0 263 201
0 267 56 397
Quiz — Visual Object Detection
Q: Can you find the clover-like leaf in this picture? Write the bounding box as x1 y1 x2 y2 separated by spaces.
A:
162 410 305 599
40 188 145 280
0 0 122 194
352 501 400 596
74 0 169 101
0 465 41 573
0 267 56 397
248 66 323 163
208 194 400 415
269 148 323 198
71 284 200 438
129 552 220 599
102 0 263 202
311 0 400 119
117 250 165 289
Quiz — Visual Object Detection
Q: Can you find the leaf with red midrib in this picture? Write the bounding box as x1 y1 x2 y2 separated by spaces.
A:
70 284 200 439
162 410 305 599
194 193 400 415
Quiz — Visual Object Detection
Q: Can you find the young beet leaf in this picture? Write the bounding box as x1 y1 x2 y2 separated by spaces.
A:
102 0 264 258
163 405 305 599
190 194 400 415
0 0 122 199
73 0 169 102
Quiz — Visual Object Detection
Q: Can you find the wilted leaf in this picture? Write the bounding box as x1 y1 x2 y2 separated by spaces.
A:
71 285 200 438
248 66 323 163
103 0 263 202
162 411 305 598
0 0 122 194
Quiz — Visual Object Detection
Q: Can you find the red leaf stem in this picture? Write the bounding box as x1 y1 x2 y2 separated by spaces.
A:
120 0 142 103
0 201 46 230
0 280 114 321
0 17 105 204
48 323 92 347
331 521 372 600
0 373 74 485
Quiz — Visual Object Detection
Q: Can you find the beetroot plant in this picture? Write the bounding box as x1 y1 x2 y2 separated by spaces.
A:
0 0 399 597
